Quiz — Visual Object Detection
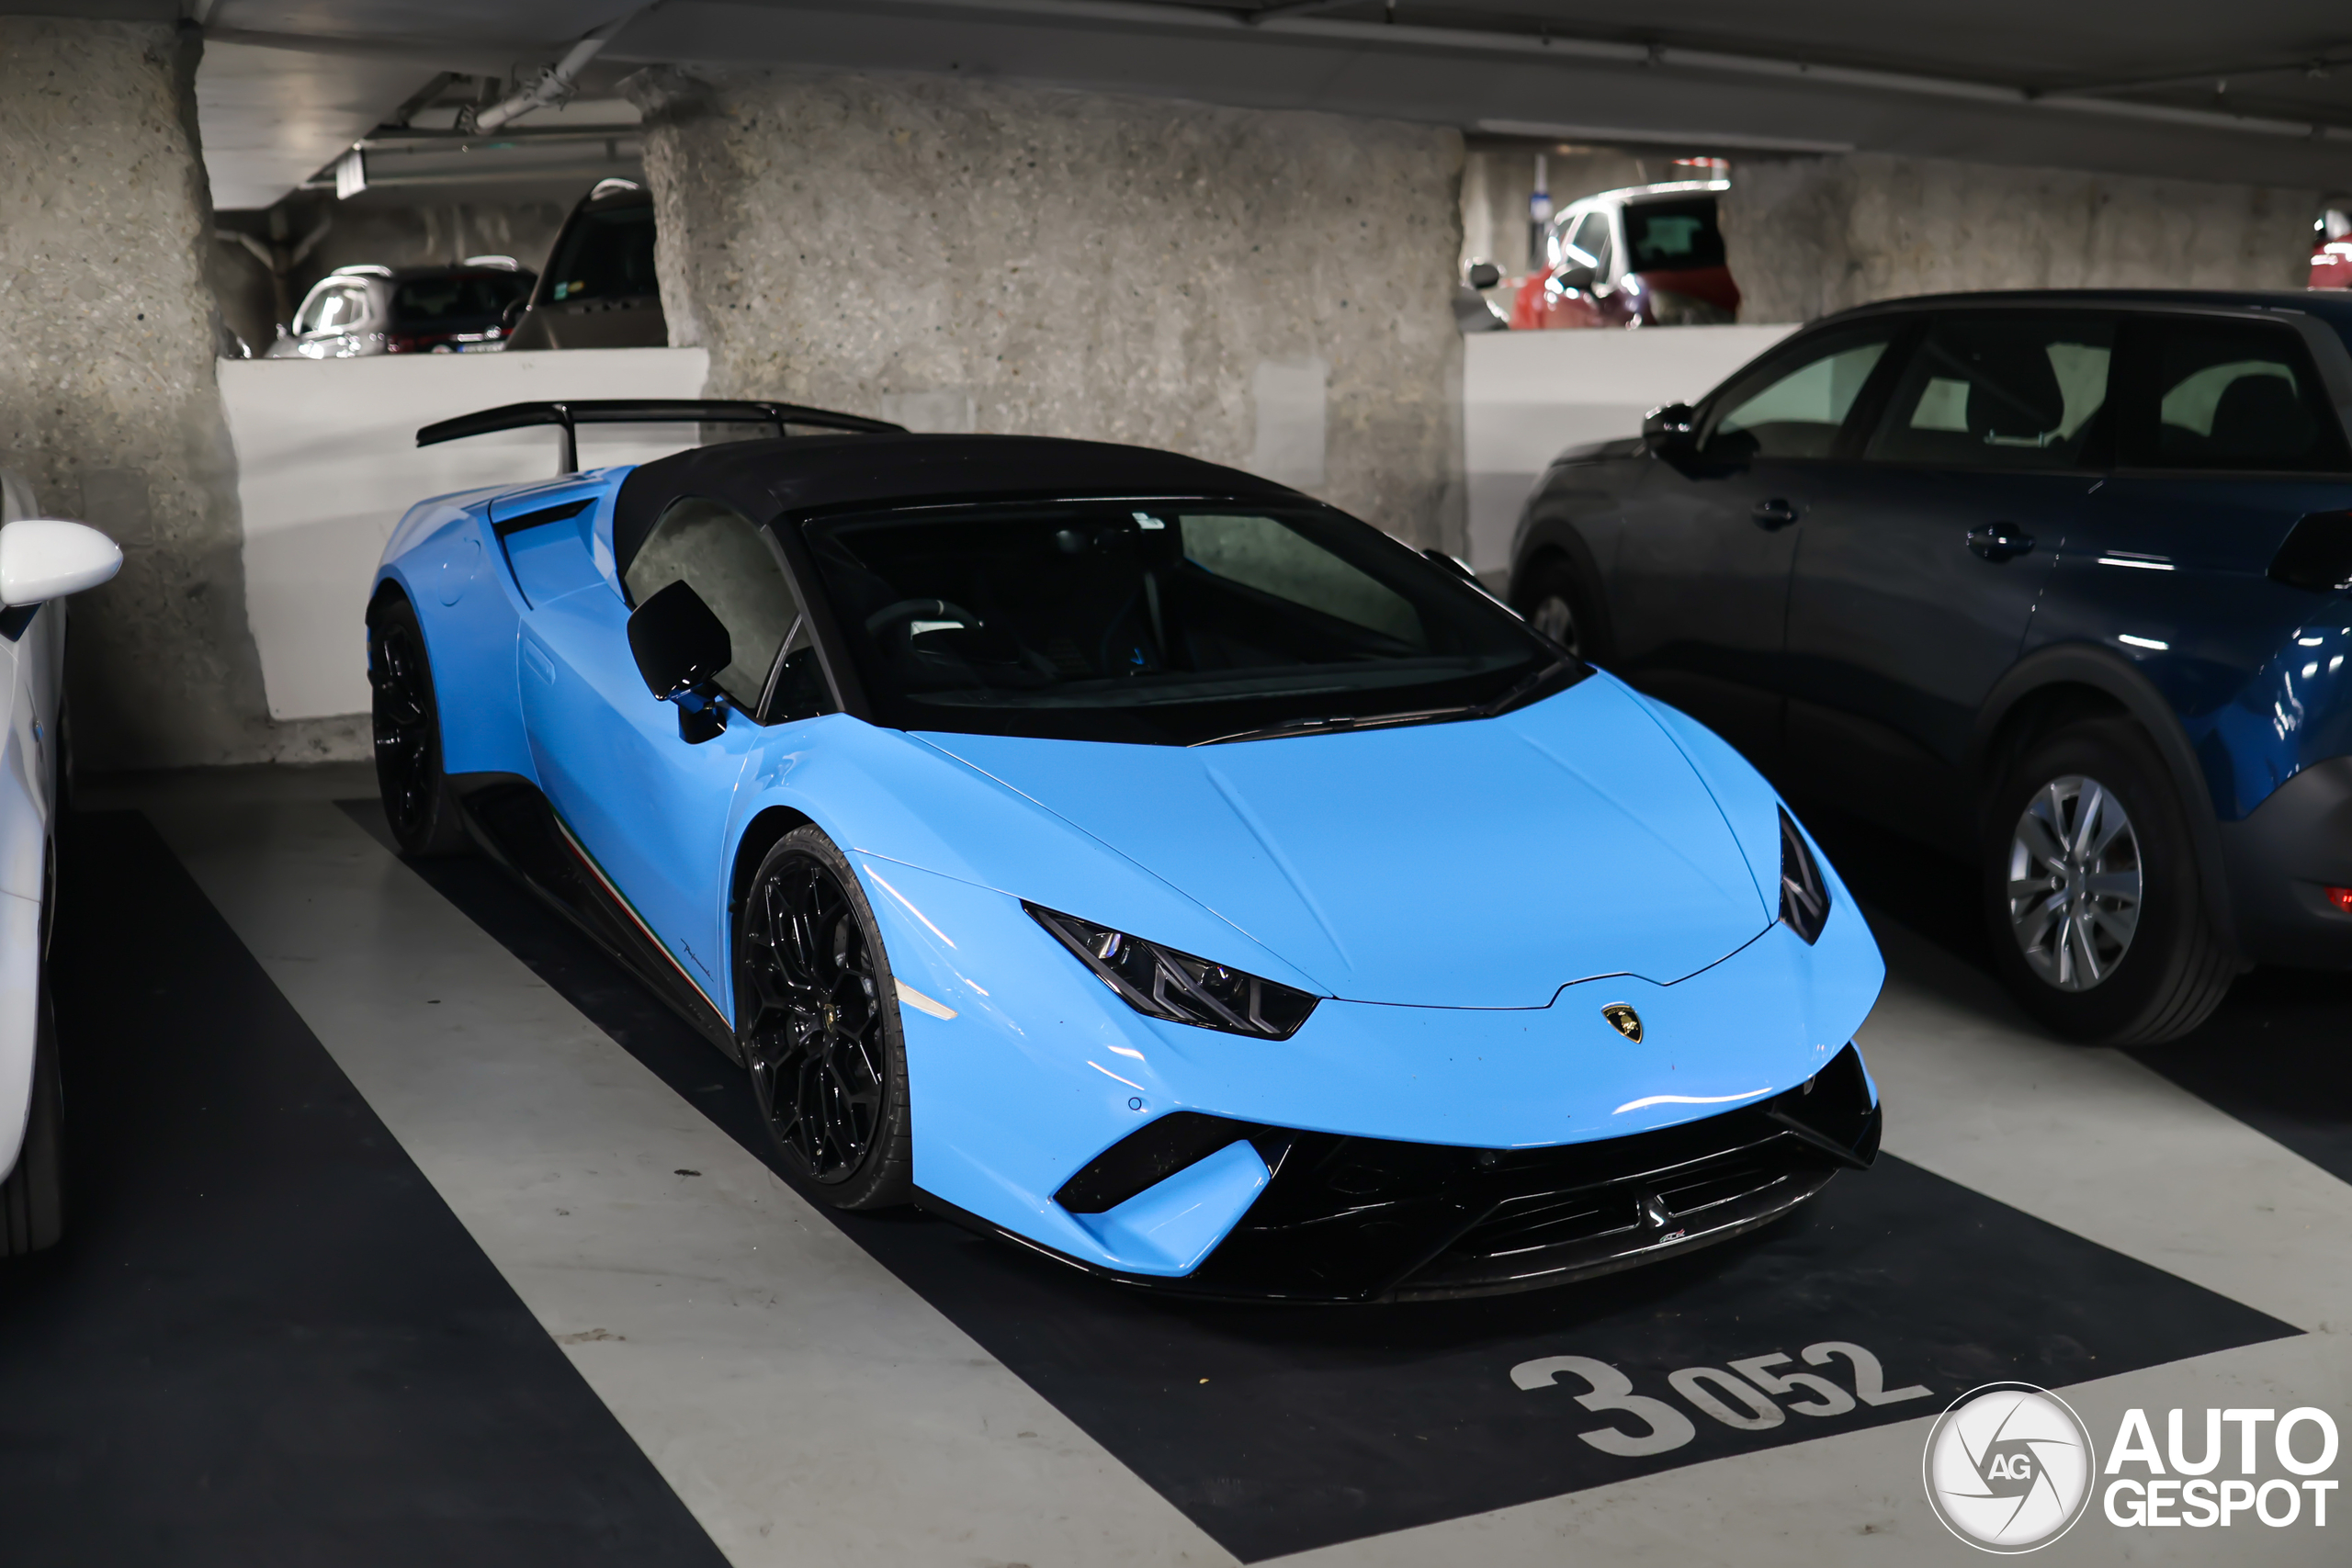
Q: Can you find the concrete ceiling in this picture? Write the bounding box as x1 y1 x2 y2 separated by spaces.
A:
94 0 2352 208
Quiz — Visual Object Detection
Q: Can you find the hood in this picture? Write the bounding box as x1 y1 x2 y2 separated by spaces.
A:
915 674 1772 1008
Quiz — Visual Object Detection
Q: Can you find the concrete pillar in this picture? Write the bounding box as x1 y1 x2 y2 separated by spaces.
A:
624 69 1466 550
1723 152 2319 323
0 17 300 769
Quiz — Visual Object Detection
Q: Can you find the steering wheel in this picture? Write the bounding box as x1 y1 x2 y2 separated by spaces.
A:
863 598 989 664
864 598 981 637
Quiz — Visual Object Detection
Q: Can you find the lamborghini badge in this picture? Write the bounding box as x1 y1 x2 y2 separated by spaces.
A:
1602 1002 1643 1042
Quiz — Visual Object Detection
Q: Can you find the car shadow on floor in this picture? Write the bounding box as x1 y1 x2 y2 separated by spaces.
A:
339 798 2300 1562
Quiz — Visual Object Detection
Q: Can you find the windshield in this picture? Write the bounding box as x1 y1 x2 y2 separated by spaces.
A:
799 501 1576 745
1625 198 1726 272
391 272 531 328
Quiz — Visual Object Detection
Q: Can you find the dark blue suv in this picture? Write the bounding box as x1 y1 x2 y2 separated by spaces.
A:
1510 290 2352 1044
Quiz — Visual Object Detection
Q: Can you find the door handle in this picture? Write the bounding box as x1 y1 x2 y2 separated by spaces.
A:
1752 498 1799 530
1967 524 2036 561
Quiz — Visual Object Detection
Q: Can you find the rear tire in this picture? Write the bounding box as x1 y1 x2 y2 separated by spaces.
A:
1982 718 2233 1043
367 595 469 857
1 978 64 1256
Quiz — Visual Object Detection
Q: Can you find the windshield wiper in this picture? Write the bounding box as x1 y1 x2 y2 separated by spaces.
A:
1192 705 1476 747
1476 658 1576 718
1189 660 1578 747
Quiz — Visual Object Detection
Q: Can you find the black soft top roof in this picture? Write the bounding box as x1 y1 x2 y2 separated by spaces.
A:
612 433 1304 578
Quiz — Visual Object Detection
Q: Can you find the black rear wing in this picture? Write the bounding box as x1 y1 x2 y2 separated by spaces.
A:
415 399 906 473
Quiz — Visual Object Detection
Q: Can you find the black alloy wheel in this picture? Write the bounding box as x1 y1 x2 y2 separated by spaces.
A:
736 827 912 1209
1981 717 2233 1044
367 596 468 856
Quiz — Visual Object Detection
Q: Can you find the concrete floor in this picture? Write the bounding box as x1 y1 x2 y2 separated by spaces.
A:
2 761 2344 1565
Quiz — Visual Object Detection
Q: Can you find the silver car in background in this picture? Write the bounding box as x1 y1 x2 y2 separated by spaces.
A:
267 259 537 360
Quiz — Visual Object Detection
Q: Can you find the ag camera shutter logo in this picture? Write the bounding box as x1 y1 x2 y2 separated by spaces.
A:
1922 1382 2097 1552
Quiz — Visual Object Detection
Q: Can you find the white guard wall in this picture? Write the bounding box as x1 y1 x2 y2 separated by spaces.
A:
220 349 709 726
1462 326 1796 576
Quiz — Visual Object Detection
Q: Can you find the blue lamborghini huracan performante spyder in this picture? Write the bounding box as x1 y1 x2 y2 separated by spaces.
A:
368 400 1887 1302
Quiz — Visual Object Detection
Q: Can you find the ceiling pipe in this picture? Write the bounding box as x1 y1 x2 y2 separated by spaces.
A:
462 6 654 134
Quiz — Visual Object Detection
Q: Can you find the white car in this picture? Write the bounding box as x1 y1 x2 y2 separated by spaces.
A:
0 471 121 1255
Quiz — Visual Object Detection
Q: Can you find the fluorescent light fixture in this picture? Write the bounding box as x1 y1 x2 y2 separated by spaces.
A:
2118 634 2170 651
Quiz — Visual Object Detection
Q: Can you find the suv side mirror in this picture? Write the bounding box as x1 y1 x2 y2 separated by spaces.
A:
1465 260 1501 290
1643 403 1698 457
0 519 122 606
628 580 732 742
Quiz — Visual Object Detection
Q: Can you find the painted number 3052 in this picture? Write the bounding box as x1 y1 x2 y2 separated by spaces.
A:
1510 1342 1933 1456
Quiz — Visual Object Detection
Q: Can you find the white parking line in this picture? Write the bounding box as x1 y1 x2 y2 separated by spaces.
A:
1859 919 2352 1336
127 775 2349 1568
143 795 1231 1568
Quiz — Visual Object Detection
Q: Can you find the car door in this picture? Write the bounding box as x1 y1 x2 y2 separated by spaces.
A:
1608 319 1906 763
517 491 809 1014
1777 310 2113 840
2030 309 2352 818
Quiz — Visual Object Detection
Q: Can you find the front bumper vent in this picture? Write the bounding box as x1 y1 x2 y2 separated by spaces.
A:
1051 1043 1879 1302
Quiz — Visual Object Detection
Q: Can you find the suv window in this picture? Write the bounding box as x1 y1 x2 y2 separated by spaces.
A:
1702 328 1894 462
2118 317 2350 472
1865 313 2113 470
1624 198 1725 271
391 273 532 329
1566 210 1613 280
625 497 825 716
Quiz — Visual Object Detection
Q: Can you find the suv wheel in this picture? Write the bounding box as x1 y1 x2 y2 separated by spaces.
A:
1982 718 2233 1043
1514 555 1596 658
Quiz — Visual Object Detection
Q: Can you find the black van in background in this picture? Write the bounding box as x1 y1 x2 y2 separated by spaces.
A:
505 178 667 350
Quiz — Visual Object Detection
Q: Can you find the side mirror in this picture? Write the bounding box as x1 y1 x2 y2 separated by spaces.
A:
1643 402 1698 457
1465 260 1501 290
627 580 731 743
0 519 122 606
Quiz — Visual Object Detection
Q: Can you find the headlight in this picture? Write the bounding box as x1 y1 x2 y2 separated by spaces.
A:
1779 806 1830 945
1025 904 1319 1040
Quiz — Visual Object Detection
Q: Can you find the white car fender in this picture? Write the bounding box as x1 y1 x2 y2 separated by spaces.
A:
0 886 40 1181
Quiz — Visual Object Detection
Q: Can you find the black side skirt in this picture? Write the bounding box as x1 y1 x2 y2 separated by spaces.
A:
448 775 741 1063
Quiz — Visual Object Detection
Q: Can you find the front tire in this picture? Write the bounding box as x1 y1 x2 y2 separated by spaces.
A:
1982 718 2233 1043
367 595 469 857
735 828 912 1210
1512 553 1600 659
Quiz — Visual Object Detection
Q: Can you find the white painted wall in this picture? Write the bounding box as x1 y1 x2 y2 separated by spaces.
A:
220 349 710 723
1463 326 1798 575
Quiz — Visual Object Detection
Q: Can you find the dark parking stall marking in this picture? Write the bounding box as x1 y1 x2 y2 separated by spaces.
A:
341 798 2301 1562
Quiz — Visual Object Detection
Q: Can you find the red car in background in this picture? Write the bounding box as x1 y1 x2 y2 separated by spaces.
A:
2312 209 2350 289
1510 181 1741 330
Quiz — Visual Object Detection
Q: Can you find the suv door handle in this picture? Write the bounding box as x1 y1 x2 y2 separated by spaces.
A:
1967 524 2036 561
1752 498 1799 529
